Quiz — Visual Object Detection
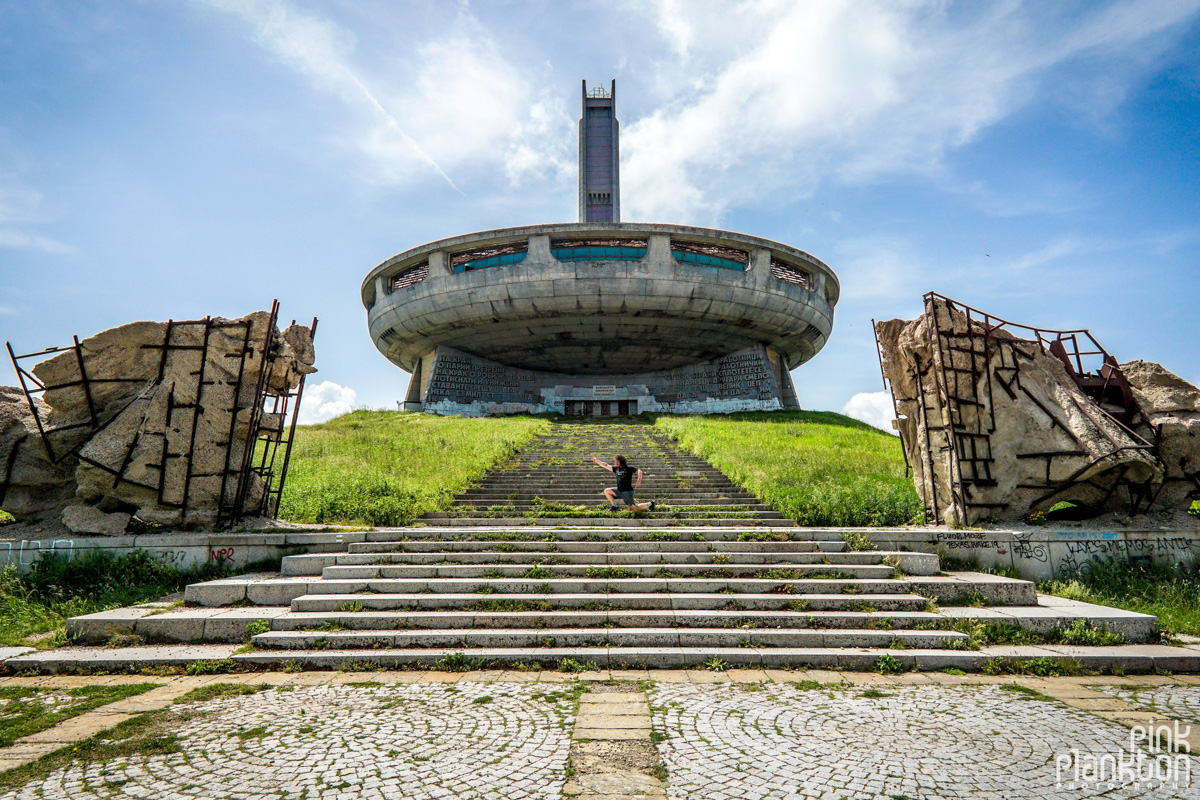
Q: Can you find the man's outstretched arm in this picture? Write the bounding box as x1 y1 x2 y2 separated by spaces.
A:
591 456 614 472
635 469 643 488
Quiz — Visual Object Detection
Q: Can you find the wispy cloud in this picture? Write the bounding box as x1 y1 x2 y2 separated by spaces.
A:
0 184 74 254
621 0 1200 223
197 0 573 193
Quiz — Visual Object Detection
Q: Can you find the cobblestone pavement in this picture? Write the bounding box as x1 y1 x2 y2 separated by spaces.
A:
649 682 1199 799
4 674 1200 799
1098 684 1200 726
1 682 573 800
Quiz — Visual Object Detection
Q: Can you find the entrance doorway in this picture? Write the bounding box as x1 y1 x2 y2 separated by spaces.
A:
564 400 631 416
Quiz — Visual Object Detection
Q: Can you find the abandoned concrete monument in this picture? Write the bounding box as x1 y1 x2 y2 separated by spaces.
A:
876 293 1200 525
2 303 316 532
362 80 839 416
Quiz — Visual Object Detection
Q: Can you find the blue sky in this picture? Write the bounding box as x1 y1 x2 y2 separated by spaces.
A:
1 0 1198 426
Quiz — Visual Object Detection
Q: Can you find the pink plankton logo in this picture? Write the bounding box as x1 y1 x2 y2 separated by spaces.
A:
1056 722 1192 790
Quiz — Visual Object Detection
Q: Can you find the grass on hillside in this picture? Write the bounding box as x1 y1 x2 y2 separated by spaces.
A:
0 551 234 648
652 411 922 527
1041 558 1200 637
277 411 550 527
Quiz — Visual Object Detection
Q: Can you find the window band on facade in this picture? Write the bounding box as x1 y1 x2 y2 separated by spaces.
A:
550 238 647 262
450 243 529 273
670 241 749 271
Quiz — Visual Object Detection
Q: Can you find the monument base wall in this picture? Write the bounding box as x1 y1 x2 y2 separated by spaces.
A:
413 345 797 417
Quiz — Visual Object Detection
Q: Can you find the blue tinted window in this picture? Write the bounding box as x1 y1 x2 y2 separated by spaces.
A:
551 246 647 261
672 251 746 271
453 251 528 273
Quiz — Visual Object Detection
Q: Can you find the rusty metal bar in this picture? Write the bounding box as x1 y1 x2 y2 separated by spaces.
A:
231 300 280 521
924 294 969 521
179 317 213 518
216 320 254 528
0 435 25 507
71 335 98 428
272 316 318 520
7 341 55 461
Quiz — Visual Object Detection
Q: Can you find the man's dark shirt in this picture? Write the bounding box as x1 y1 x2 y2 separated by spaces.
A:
614 465 636 492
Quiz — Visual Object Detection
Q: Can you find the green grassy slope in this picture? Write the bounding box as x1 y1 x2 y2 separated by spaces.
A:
652 411 922 527
277 411 550 527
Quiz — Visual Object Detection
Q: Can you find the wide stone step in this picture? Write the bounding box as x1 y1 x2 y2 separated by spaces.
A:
466 479 750 487
300 575 903 594
453 499 771 509
317 563 899 581
282 550 902 577
427 510 788 520
267 609 948 632
13 643 1189 674
468 480 735 488
185 570 1034 608
222 645 1198 672
61 595 1161 645
250 627 971 650
344 540 825 554
288 592 932 613
418 517 795 527
459 492 759 501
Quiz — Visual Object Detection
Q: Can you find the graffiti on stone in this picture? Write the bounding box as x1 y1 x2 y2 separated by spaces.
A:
935 530 997 550
1010 532 1048 563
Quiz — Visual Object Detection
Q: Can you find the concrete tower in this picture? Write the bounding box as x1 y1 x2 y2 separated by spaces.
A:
578 80 619 223
364 80 839 417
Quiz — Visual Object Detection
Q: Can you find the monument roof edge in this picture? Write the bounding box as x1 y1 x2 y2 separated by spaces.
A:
361 222 839 300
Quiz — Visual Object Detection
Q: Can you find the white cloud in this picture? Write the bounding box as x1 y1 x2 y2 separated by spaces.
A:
622 0 1200 223
298 380 357 424
0 183 74 254
842 391 898 435
0 229 74 254
198 0 574 191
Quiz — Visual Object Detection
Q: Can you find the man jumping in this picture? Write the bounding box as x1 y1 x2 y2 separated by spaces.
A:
591 454 657 513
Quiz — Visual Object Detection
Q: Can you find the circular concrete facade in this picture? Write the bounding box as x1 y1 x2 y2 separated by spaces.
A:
362 223 838 378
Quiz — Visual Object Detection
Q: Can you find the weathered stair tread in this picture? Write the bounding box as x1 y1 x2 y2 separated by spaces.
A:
249 627 972 650
417 517 797 527
316 564 900 580
218 644 1199 672
287 591 937 613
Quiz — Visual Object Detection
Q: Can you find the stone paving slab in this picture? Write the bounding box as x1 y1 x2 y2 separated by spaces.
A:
3 644 238 672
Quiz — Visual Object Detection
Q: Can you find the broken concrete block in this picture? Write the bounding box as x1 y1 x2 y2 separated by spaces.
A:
877 296 1164 525
61 504 131 536
1 308 315 531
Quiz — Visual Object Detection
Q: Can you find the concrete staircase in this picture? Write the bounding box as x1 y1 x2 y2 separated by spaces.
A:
420 423 791 526
56 526 1166 671
51 422 1168 673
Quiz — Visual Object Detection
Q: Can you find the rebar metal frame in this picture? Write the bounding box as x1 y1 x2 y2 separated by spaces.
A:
875 292 1160 523
5 300 315 529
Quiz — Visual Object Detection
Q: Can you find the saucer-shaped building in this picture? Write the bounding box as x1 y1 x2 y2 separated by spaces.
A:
361 81 839 416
